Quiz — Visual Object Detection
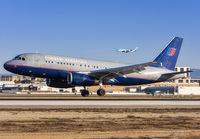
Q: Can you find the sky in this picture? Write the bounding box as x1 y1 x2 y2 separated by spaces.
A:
0 0 200 74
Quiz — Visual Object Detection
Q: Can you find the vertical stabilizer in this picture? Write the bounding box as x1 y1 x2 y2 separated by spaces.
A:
152 37 183 70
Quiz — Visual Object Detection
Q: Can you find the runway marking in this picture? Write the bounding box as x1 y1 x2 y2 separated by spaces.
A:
0 100 200 106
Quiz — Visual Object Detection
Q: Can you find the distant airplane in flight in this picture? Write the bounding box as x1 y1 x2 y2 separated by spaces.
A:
116 47 138 53
4 37 191 97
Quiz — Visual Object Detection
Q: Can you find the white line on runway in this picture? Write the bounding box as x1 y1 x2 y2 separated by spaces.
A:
0 100 200 106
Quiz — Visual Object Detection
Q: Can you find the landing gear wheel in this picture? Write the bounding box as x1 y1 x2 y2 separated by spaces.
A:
97 88 106 96
28 85 34 91
81 90 89 97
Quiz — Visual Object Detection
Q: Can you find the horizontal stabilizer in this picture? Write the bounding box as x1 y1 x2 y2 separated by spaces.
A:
163 71 193 76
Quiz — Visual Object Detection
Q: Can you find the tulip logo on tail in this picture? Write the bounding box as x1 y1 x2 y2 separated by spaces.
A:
167 48 176 56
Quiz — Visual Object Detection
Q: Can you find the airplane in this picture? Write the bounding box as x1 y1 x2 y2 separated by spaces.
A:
4 37 191 97
116 47 138 53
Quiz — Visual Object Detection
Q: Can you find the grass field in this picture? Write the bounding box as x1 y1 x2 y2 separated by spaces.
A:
0 108 200 138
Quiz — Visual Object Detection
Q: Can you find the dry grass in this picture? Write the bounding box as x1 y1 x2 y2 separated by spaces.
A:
0 108 200 138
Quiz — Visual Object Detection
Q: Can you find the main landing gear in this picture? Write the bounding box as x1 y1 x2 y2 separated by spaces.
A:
97 88 105 96
81 85 106 97
97 80 106 96
81 89 89 97
81 86 89 97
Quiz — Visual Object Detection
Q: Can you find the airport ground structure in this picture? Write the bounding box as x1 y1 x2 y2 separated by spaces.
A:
1 67 200 95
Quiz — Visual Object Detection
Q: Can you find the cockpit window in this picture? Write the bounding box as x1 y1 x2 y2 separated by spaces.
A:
12 56 19 60
12 56 25 61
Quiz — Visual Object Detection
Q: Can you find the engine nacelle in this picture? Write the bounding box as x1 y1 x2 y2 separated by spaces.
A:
66 72 98 86
46 79 75 88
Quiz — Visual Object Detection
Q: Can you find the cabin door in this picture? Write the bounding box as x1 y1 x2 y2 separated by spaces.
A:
34 55 40 67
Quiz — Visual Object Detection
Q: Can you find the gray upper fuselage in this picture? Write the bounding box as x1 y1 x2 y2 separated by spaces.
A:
5 53 183 81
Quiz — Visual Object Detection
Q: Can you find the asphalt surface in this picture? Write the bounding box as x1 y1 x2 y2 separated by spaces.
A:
0 99 200 109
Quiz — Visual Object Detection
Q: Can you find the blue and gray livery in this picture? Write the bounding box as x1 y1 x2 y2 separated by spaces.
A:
4 37 190 96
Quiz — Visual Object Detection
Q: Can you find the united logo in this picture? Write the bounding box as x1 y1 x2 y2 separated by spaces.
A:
167 48 176 56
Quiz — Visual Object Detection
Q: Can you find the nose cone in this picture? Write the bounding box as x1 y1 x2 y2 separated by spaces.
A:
4 61 12 72
4 62 8 71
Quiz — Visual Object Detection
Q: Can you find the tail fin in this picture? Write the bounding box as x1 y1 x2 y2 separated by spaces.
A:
134 47 139 51
152 37 183 70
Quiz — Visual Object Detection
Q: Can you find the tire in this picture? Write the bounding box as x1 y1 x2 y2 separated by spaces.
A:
97 88 105 96
81 90 89 97
28 85 34 90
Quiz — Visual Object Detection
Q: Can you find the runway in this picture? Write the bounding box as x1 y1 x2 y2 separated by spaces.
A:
0 99 200 109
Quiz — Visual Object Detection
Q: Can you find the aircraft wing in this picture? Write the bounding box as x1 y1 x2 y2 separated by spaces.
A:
89 62 157 82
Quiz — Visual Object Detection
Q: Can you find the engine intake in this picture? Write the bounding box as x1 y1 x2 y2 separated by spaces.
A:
67 72 73 84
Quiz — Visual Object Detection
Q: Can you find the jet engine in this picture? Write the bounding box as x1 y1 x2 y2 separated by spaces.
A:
47 72 98 88
46 79 75 88
66 72 98 86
